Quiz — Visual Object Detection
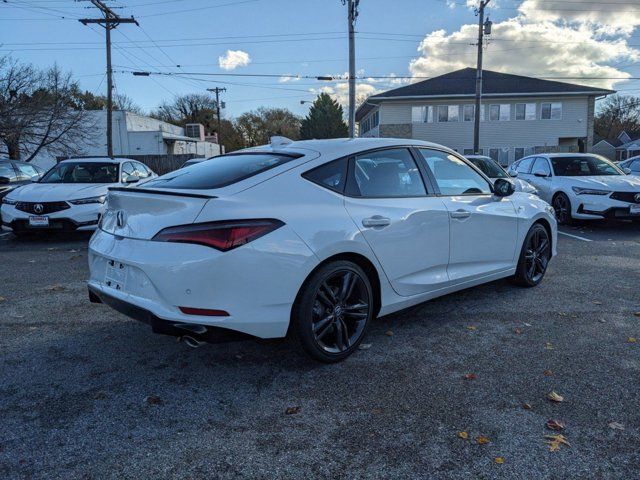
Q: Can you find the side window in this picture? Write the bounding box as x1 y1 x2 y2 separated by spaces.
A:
417 149 492 196
630 160 640 172
15 163 41 180
303 158 347 193
0 163 18 181
346 148 426 198
121 162 136 182
516 157 534 174
134 162 150 178
532 157 551 176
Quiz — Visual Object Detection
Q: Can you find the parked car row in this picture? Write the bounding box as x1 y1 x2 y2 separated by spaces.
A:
3 141 640 362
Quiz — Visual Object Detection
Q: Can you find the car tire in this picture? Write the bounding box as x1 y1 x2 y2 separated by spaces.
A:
290 260 374 363
552 192 573 225
510 223 552 288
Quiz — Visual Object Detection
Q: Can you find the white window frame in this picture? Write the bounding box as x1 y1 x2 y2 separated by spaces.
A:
489 104 511 122
411 106 434 124
541 102 562 120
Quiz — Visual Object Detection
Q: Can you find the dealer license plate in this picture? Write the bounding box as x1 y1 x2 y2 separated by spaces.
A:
28 215 49 227
104 260 128 292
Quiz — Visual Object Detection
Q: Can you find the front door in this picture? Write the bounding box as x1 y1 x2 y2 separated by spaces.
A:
343 147 450 297
415 148 519 282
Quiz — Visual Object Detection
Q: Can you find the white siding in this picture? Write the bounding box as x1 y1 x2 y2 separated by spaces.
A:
376 96 592 163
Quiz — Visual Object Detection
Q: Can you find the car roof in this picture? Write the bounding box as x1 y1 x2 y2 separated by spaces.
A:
58 157 135 164
237 137 455 159
465 155 493 161
531 153 603 158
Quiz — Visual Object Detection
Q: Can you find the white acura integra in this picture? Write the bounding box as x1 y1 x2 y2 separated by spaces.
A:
1 157 155 235
88 138 557 362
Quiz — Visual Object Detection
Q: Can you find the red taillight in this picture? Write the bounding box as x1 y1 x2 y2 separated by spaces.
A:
179 306 229 316
152 219 284 251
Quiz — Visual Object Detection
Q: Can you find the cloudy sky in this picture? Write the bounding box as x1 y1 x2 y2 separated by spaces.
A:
2 0 639 118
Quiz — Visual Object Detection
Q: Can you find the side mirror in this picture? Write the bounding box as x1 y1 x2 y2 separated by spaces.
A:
533 170 549 178
623 167 632 175
494 178 516 197
0 176 10 185
124 175 139 184
508 169 519 178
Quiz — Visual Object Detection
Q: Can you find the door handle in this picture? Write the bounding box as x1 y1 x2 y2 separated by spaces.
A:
362 216 391 228
450 209 471 219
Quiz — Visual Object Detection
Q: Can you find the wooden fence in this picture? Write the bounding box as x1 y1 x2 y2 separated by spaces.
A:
56 154 204 175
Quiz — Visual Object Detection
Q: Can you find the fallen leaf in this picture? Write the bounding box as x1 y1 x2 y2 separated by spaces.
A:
466 325 477 331
558 312 567 317
371 408 383 415
634 312 640 317
383 330 394 337
608 421 625 430
523 403 533 410
545 342 554 350
285 406 300 415
599 319 606 324
476 435 490 445
144 395 162 405
69 249 78 253
523 322 532 327
545 434 571 452
547 391 564 403
514 328 523 335
593 301 602 305
457 431 469 440
494 457 505 464
463 373 477 381
358 343 372 350
628 337 637 343
0 296 5 303
45 284 64 292
543 370 553 376
546 419 565 431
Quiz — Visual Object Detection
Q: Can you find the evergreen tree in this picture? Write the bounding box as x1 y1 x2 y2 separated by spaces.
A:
299 93 348 139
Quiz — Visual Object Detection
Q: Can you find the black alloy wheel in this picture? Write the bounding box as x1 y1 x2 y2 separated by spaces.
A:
511 223 552 287
292 261 373 362
552 193 572 225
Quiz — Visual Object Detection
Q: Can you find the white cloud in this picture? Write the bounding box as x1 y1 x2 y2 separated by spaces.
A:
408 1 640 90
309 81 384 109
278 75 300 83
218 50 251 71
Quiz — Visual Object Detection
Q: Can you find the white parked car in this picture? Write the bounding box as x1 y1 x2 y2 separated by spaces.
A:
509 153 640 225
87 138 557 362
465 155 538 195
617 156 640 176
1 157 156 235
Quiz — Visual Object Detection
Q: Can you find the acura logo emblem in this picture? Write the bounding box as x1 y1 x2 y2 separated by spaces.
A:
33 203 44 214
635 193 640 204
116 210 126 228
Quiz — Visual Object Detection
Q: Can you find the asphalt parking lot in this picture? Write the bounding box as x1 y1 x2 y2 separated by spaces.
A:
1 221 639 479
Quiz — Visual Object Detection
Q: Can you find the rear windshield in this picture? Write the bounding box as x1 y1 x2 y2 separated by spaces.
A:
144 153 300 190
40 162 119 184
550 155 622 176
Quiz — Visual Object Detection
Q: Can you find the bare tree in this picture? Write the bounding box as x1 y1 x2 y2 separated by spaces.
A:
236 107 301 147
595 94 640 140
0 56 96 161
151 93 218 129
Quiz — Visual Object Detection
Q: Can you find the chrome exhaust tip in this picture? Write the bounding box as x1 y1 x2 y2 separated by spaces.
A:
181 335 205 348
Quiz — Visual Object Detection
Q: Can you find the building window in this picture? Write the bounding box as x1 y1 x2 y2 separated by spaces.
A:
515 103 536 121
489 104 511 121
361 110 379 134
436 105 459 123
541 102 562 120
463 148 474 155
463 105 475 122
411 106 434 123
515 148 525 161
488 148 510 166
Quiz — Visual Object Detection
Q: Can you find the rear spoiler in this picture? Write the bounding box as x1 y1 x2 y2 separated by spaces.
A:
108 186 216 199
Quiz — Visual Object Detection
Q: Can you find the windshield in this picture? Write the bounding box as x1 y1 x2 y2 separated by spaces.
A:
550 156 622 177
40 162 119 184
467 157 507 178
144 153 300 190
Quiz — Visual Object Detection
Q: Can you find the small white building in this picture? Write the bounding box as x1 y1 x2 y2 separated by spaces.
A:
33 110 221 169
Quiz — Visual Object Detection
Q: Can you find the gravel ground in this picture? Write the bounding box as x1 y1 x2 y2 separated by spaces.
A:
0 222 639 479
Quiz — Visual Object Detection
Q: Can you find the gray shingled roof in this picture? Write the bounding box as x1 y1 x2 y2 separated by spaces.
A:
357 68 614 120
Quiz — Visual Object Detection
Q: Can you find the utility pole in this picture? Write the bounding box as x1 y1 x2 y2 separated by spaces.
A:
473 0 491 154
345 0 359 138
79 1 138 158
207 87 226 152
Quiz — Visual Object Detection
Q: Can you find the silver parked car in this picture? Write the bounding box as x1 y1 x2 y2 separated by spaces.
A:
465 155 538 195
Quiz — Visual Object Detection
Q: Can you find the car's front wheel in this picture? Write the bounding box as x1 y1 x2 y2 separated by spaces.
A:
291 261 373 363
510 223 551 287
552 192 573 225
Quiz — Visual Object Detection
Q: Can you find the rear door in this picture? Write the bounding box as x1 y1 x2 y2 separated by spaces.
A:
416 148 518 282
343 147 450 297
527 157 553 202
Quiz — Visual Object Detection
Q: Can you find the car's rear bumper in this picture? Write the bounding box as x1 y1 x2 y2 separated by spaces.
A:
88 226 317 339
